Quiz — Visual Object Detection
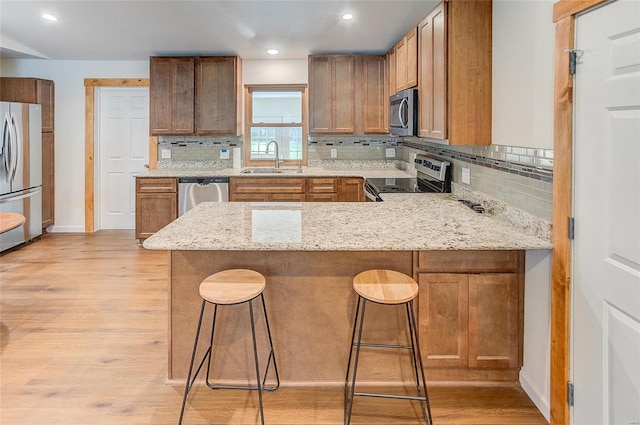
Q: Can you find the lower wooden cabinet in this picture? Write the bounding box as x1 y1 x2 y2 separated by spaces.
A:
416 250 524 380
135 178 178 240
41 132 55 229
338 177 365 202
229 176 365 202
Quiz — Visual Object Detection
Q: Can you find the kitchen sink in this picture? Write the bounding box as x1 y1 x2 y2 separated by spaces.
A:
240 168 302 174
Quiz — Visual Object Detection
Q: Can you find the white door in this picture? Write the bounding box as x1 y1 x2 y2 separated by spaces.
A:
572 1 640 424
97 87 149 229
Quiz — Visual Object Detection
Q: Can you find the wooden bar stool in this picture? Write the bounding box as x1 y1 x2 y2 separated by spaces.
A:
344 269 433 425
178 269 279 425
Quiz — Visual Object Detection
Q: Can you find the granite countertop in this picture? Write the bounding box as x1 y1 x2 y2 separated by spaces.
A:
135 167 414 179
142 194 552 252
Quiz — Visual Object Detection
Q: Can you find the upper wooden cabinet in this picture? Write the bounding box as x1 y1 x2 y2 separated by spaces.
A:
150 56 241 136
309 55 355 134
0 78 55 132
392 27 418 93
309 55 387 135
195 57 242 135
150 57 195 135
356 56 387 134
418 1 492 145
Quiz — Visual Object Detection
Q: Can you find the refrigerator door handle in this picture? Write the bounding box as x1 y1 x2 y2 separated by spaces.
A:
1 113 10 178
8 112 20 182
0 186 41 203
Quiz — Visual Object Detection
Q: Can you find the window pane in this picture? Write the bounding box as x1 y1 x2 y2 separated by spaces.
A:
252 91 302 124
250 126 303 160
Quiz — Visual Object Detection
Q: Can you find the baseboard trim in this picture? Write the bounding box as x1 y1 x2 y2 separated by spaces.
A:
520 370 551 422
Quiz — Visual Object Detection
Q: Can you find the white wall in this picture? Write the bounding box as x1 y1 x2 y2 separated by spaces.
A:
243 59 307 85
1 60 149 232
492 0 555 149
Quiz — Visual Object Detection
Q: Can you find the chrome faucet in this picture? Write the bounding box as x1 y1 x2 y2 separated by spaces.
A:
266 140 281 168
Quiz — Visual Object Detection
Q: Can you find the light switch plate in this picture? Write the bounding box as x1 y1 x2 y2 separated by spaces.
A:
220 149 229 159
330 148 338 158
385 148 396 158
161 148 171 159
462 167 471 184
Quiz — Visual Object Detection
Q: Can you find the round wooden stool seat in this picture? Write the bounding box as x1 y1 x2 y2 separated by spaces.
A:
199 269 266 305
353 269 419 305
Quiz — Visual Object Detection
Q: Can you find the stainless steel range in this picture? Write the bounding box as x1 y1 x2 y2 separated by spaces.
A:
364 154 451 201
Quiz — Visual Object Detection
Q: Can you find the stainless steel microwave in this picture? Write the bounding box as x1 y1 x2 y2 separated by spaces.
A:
389 88 417 136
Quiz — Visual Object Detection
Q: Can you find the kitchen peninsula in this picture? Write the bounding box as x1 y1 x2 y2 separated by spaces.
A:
143 194 551 386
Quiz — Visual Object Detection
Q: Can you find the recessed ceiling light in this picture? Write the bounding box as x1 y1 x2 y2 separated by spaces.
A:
42 13 58 21
342 13 354 21
267 49 279 55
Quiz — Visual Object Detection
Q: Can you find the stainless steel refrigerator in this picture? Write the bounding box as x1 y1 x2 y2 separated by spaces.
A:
1 102 42 252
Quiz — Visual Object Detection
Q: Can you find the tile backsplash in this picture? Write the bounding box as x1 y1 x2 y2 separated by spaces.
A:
155 134 554 222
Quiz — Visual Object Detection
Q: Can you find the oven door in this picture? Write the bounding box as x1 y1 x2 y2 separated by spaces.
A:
363 180 383 202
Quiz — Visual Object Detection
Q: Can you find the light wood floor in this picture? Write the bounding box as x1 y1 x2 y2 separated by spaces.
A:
0 231 548 424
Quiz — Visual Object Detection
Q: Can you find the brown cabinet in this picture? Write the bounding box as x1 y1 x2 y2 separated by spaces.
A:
0 77 55 229
392 27 418 93
150 56 241 136
356 56 387 134
387 47 397 96
229 176 365 202
135 178 178 240
309 55 387 135
417 1 492 145
150 57 195 135
307 178 338 202
309 55 356 134
416 250 524 379
230 177 306 202
195 57 242 135
338 177 365 202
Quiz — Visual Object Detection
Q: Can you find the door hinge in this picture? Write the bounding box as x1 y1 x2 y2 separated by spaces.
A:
566 49 583 75
568 382 574 406
568 217 575 240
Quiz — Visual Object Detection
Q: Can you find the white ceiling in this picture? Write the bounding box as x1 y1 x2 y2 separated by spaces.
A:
0 1 440 61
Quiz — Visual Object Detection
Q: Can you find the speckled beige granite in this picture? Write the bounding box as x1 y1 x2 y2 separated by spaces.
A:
143 194 552 251
135 167 412 179
453 183 552 241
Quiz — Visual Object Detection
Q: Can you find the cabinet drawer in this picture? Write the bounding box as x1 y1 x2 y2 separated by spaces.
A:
231 177 306 194
417 250 521 273
307 178 338 193
307 193 338 202
136 178 177 193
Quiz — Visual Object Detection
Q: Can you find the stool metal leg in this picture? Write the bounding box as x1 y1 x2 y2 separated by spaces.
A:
345 296 367 425
344 295 362 424
408 300 433 425
259 293 280 392
178 299 208 425
248 298 266 425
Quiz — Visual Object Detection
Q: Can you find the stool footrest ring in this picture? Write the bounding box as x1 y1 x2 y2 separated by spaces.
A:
354 391 428 402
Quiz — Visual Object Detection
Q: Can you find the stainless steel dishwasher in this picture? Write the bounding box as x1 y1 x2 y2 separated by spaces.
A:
178 177 229 215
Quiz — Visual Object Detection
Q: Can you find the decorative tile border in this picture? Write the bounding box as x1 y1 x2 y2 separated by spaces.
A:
401 139 553 183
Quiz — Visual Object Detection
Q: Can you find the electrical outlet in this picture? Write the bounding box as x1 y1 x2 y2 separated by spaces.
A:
385 148 396 158
462 167 471 184
220 149 229 159
161 148 171 159
330 148 338 158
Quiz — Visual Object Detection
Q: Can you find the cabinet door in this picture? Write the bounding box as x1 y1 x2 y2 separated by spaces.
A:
468 273 521 369
395 37 408 91
419 273 469 367
309 56 332 133
405 27 419 89
418 3 446 139
388 47 397 95
332 56 355 133
360 56 386 134
150 57 195 135
338 177 364 202
196 57 240 135
41 132 55 228
135 193 178 239
37 79 55 132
